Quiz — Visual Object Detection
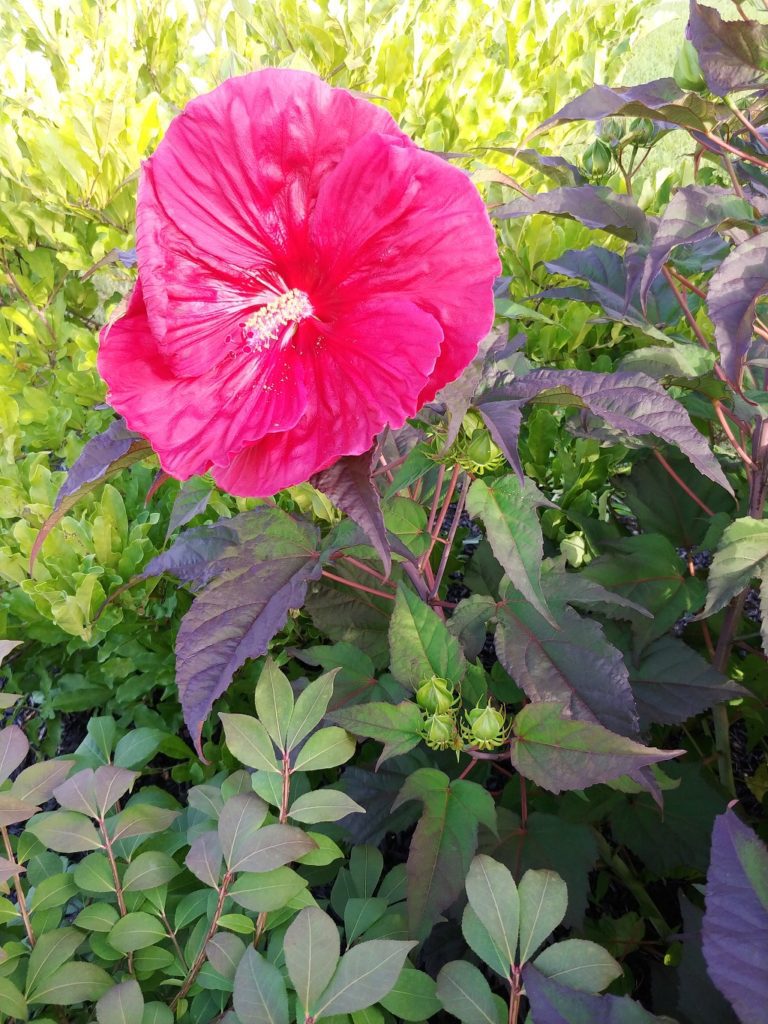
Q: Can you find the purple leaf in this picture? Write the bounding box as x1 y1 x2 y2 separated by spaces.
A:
31 419 152 570
702 809 768 1024
311 451 391 575
522 963 662 1023
432 326 506 450
627 636 746 728
509 369 733 494
535 77 713 134
640 186 755 311
496 579 639 738
510 702 683 795
493 186 653 243
166 477 212 539
474 399 525 482
512 149 587 187
146 508 322 753
688 1 768 97
707 232 768 385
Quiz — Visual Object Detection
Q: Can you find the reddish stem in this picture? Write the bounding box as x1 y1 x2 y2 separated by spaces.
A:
429 474 471 600
420 463 461 572
321 569 395 601
426 463 446 534
713 400 757 468
652 449 715 516
339 554 396 587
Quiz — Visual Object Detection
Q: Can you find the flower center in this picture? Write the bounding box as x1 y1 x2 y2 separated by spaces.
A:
242 289 313 352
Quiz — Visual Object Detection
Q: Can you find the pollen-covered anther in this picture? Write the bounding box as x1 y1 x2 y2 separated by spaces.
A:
242 289 314 351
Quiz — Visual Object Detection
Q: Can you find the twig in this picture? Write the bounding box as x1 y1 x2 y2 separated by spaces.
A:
652 450 715 516
1 827 34 947
713 400 757 468
321 569 395 601
419 463 461 572
429 474 471 600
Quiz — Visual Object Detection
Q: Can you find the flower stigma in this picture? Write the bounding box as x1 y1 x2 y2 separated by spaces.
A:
242 288 314 352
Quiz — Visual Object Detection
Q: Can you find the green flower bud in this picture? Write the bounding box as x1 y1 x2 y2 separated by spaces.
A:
581 138 612 178
627 117 657 147
422 711 458 750
416 676 456 715
457 428 504 475
461 702 509 750
597 118 625 146
674 40 706 93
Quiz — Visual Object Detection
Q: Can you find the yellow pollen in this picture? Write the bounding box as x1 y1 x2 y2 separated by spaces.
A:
242 289 313 351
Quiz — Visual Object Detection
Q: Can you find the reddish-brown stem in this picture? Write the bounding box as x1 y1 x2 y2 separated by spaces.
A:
377 454 394 485
662 266 712 352
705 131 768 171
426 463 446 534
727 97 766 147
669 267 706 299
458 757 478 780
713 400 757 468
508 966 523 1024
255 754 292 947
98 817 133 974
338 555 396 588
1 827 34 947
372 450 410 479
701 620 716 660
722 153 747 199
420 463 461 572
520 775 528 830
652 449 715 516
321 570 395 601
172 871 233 1009
160 909 188 969
429 474 471 600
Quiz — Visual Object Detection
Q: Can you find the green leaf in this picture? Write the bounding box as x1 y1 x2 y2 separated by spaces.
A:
379 967 442 1021
293 727 356 772
233 948 289 1024
289 789 364 824
518 869 568 964
25 811 103 854
349 846 384 898
0 727 29 787
328 701 424 768
218 793 269 871
225 820 315 873
312 939 417 1018
229 867 307 912
206 932 246 979
465 855 518 969
533 939 622 993
0 977 27 1021
142 1002 174 1024
11 760 74 805
462 904 509 978
393 769 497 938
284 907 340 1014
73 852 115 893
107 912 167 952
255 658 295 753
218 913 255 934
27 961 112 1006
467 476 555 624
344 897 388 946
114 728 166 769
389 586 467 689
74 903 119 933
703 517 768 616
29 872 77 913
109 804 179 841
0 795 40 828
123 851 181 892
510 702 683 793
25 928 83 1000
186 830 223 888
96 979 145 1024
220 714 280 774
285 670 337 750
436 961 502 1024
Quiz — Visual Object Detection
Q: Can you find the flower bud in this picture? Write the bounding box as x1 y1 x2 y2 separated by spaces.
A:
581 138 612 178
462 702 509 750
674 40 706 93
422 711 458 750
416 676 456 715
627 117 657 147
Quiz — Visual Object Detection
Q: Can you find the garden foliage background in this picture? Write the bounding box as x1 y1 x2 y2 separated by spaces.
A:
2 2 768 1024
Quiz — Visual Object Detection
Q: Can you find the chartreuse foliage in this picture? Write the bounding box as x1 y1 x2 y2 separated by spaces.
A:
4 1 768 1023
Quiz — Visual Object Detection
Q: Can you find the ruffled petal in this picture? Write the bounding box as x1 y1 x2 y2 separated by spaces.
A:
213 297 443 496
309 131 500 402
137 70 406 378
97 279 308 478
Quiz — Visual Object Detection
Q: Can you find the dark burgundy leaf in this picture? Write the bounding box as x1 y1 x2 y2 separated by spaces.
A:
677 897 738 1024
627 636 746 728
537 245 681 334
166 477 213 538
31 418 152 569
702 809 768 1024
493 185 653 243
640 186 756 310
508 369 732 494
535 77 716 134
707 232 768 384
432 325 507 450
311 450 391 575
496 580 639 738
145 507 322 751
510 149 587 187
522 963 662 1023
474 399 525 482
688 0 768 97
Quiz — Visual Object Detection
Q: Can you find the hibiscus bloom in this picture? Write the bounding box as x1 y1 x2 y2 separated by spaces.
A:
98 69 500 496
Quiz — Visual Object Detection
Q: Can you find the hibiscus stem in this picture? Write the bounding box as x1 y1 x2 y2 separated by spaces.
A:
321 569 395 601
429 473 471 600
419 463 461 574
426 464 447 533
338 555 396 587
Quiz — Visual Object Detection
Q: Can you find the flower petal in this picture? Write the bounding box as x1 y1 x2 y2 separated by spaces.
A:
213 298 443 496
97 280 308 478
309 131 500 402
137 69 406 378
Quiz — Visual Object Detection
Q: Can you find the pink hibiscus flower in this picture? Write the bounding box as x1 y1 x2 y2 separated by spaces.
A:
98 69 501 496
